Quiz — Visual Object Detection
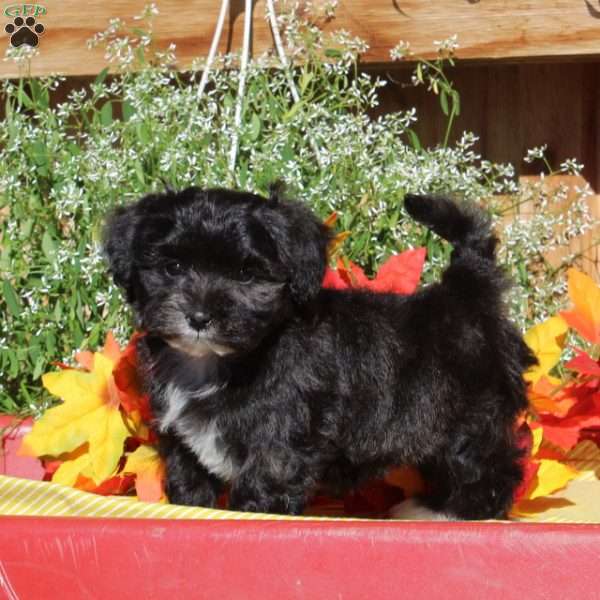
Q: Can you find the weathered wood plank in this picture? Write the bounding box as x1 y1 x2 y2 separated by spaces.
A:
2 1 600 78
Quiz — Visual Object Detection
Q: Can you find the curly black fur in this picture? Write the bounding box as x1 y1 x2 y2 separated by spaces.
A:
103 187 536 519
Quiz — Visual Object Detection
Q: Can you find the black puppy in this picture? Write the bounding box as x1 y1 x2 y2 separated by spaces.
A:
104 187 535 519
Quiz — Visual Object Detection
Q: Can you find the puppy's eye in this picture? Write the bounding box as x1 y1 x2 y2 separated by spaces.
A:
164 262 184 277
238 268 255 285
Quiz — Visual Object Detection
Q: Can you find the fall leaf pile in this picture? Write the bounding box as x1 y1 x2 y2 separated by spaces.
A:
18 230 600 517
19 333 165 503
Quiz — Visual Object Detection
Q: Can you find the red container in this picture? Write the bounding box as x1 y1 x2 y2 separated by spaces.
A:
2 414 600 600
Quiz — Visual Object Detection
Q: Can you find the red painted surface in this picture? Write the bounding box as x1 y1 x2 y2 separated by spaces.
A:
1 516 600 600
0 415 45 481
2 415 600 600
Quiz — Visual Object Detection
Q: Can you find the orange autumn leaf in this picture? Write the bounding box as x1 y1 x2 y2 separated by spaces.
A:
123 444 166 503
327 230 351 260
560 268 600 344
323 211 338 228
385 466 425 497
529 376 577 418
74 331 122 371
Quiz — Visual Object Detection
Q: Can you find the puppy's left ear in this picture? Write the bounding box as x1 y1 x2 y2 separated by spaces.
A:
264 199 331 305
103 203 140 303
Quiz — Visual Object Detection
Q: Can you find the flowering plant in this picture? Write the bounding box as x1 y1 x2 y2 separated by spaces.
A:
0 4 594 415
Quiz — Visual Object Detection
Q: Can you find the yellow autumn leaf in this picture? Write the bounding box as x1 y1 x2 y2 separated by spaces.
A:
527 459 578 500
53 453 93 487
20 351 129 485
523 316 568 384
123 444 166 503
531 426 543 456
88 405 130 483
20 381 106 457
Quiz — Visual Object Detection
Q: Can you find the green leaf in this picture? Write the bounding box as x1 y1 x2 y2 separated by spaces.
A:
122 101 135 121
17 86 33 109
7 350 19 379
94 67 110 87
136 123 152 145
20 218 34 238
2 280 21 317
416 63 423 84
281 142 294 162
439 89 449 116
53 299 62 322
41 230 57 262
325 48 342 58
32 355 46 381
29 79 49 109
452 90 461 116
283 101 304 122
407 129 421 151
30 141 48 169
100 101 113 127
134 160 145 185
299 70 314 95
248 113 261 141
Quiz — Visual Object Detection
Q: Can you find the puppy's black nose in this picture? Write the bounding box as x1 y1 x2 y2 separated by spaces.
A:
186 311 212 331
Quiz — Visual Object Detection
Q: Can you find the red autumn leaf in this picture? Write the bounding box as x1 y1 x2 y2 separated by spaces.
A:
322 249 426 295
512 421 538 502
338 259 370 288
113 335 155 424
514 460 540 502
77 473 136 496
566 349 600 378
50 361 74 370
538 414 600 450
370 248 426 295
322 266 348 290
344 479 406 517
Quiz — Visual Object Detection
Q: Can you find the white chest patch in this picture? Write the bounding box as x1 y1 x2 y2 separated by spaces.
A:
177 419 236 482
159 383 235 482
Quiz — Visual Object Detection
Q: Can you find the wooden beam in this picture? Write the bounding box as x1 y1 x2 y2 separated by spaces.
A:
2 1 600 78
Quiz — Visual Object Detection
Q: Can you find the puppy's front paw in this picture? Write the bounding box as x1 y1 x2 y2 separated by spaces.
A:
229 490 305 515
166 478 219 507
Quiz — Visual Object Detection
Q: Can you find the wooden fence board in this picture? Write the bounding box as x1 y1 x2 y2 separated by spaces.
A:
2 1 600 78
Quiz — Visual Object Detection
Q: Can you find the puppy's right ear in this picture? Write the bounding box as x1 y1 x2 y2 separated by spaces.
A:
103 204 139 303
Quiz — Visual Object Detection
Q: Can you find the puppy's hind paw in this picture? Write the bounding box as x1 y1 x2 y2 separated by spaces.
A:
388 498 454 521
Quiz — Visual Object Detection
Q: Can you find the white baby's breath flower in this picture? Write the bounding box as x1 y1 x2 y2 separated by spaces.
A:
433 34 459 54
390 40 412 61
524 145 548 163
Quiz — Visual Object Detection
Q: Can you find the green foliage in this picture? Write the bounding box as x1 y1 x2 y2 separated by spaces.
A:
0 8 594 413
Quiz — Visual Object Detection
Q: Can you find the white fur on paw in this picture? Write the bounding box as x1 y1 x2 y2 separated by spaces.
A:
388 498 453 521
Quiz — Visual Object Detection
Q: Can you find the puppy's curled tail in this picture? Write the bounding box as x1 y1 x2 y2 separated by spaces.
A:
404 193 506 297
404 194 497 260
